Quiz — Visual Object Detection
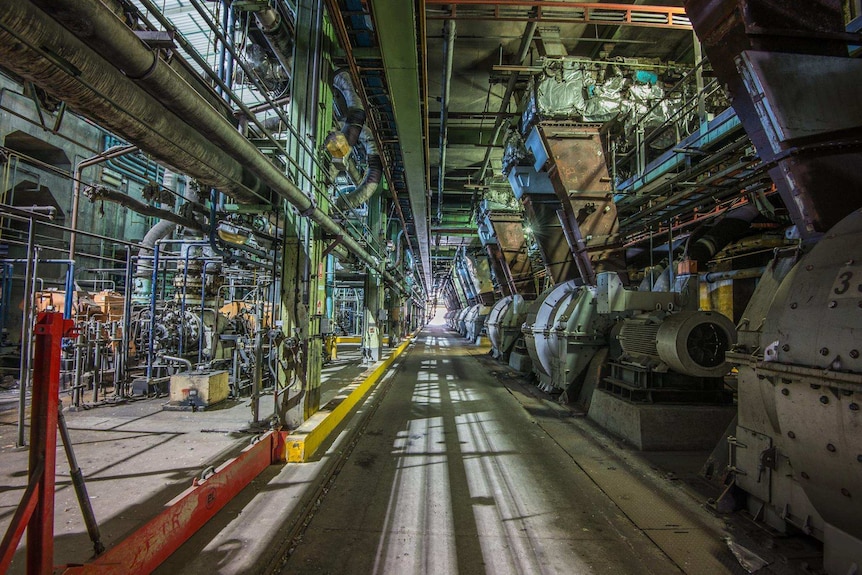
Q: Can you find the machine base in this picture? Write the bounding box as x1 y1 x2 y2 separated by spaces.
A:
508 349 532 373
588 389 736 451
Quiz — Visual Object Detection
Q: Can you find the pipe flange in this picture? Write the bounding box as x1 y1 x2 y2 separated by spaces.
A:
126 53 160 81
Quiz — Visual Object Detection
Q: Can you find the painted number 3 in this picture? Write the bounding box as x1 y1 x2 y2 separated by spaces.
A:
831 268 862 298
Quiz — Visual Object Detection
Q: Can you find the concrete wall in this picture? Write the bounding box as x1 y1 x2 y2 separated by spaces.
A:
1 72 156 347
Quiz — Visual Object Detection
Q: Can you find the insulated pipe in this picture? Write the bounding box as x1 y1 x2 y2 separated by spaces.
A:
336 127 382 210
332 69 366 148
437 19 455 224
686 204 760 264
255 4 294 77
0 0 264 203
2 0 404 292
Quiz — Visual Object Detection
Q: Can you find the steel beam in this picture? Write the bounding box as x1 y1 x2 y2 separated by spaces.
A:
368 0 433 291
426 1 692 30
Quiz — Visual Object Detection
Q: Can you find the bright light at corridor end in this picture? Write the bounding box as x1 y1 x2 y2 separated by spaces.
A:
429 306 447 326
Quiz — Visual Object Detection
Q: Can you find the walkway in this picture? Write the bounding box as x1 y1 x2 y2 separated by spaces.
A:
280 326 740 575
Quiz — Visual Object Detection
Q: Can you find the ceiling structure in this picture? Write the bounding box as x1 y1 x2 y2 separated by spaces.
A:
324 0 702 296
121 0 746 299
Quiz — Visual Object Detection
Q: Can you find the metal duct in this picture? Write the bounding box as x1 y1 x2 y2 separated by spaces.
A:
336 127 382 210
331 69 367 151
1 0 405 292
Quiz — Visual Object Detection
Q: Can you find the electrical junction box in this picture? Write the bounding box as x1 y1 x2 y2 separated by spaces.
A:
168 370 229 409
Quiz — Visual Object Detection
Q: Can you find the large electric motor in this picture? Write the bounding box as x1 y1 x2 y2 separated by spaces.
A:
617 311 736 378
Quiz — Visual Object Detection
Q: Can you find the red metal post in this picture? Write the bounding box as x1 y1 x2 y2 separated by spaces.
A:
0 313 74 575
28 313 74 575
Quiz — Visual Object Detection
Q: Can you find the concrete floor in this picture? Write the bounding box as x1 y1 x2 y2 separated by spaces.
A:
1 332 816 574
0 346 370 574
279 327 744 575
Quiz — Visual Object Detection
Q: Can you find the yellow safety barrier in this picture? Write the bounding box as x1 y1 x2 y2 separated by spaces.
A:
285 337 412 462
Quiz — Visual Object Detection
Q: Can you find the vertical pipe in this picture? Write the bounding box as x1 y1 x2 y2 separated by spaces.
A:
69 146 138 260
92 322 101 403
63 261 75 319
120 247 133 397
437 20 455 224
693 31 706 124
198 267 207 366
146 244 159 383
17 223 35 447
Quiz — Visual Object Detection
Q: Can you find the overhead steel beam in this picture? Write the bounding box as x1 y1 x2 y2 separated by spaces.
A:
368 0 433 291
426 1 692 30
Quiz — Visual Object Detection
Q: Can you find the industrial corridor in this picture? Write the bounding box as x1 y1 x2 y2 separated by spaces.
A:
281 326 737 575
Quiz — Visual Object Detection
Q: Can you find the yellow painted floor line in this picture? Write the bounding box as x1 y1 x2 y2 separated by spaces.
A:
334 336 391 344
285 337 412 462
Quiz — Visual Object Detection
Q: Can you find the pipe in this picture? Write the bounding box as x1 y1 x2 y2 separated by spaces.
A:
686 204 760 263
85 186 203 231
161 355 193 372
335 127 382 210
437 19 455 224
2 0 405 292
0 0 265 203
703 266 766 283
255 4 294 77
392 228 406 269
331 69 366 149
69 145 138 260
16 224 35 447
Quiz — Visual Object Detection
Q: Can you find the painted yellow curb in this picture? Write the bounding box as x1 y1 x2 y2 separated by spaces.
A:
285 337 413 462
334 336 391 344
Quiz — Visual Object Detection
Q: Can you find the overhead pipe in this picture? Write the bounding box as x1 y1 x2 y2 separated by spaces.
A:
685 203 760 264
329 71 382 210
0 0 265 204
254 3 294 77
2 0 404 292
84 186 204 232
330 69 367 150
436 20 455 224
69 144 138 259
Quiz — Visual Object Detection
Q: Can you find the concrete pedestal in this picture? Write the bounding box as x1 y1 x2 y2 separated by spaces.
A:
168 370 229 409
588 389 736 451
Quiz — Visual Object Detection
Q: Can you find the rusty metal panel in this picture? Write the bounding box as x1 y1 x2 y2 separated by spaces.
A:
684 0 862 238
488 215 540 299
533 123 623 283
